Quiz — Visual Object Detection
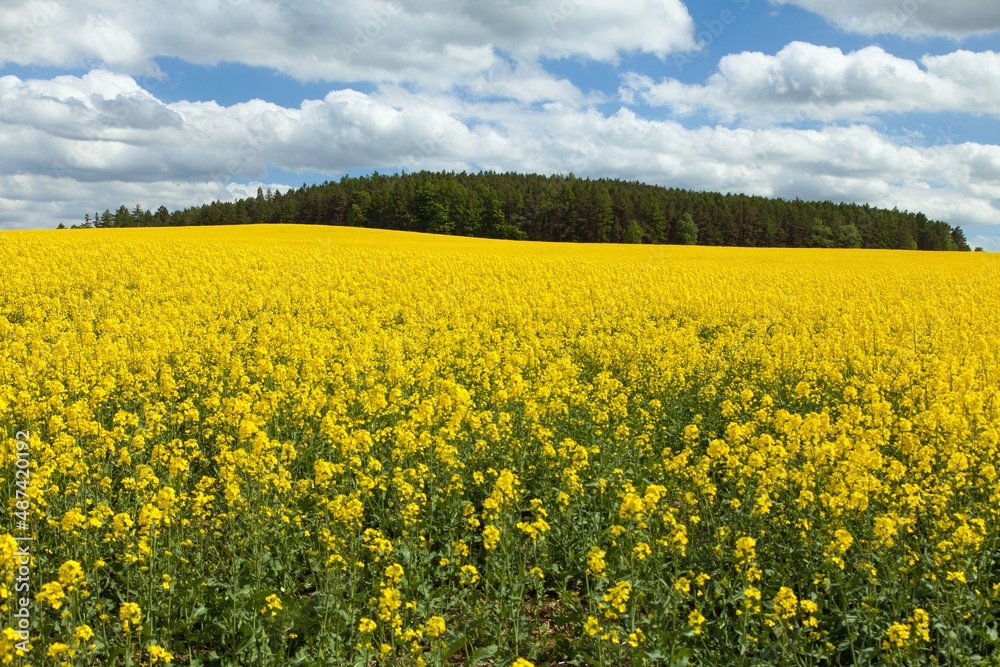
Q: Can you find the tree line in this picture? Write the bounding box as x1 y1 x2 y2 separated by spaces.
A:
69 171 971 251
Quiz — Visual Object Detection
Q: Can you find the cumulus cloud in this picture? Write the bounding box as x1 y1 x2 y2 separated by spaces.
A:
0 75 485 186
770 0 1000 37
1 69 998 239
622 43 1000 123
0 173 292 231
0 70 181 142
0 0 696 84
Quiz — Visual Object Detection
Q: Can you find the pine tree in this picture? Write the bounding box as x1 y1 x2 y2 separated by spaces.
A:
416 183 452 234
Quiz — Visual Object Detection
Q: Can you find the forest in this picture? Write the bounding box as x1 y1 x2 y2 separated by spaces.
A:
72 170 971 251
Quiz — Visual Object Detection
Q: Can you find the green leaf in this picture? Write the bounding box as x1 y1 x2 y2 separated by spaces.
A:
672 647 692 667
441 635 469 662
471 644 499 663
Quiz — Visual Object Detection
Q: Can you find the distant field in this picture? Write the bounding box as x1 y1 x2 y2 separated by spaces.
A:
1 226 998 666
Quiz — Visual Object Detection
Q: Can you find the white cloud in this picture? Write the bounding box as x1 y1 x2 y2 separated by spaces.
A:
0 174 294 230
0 0 696 85
770 0 1000 37
968 225 1000 251
622 43 1000 123
1 69 998 241
459 59 595 107
0 70 181 141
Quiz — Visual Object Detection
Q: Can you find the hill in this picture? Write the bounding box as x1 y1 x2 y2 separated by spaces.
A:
74 171 970 251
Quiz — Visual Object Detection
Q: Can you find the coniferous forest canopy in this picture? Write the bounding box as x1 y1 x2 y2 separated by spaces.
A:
75 171 971 251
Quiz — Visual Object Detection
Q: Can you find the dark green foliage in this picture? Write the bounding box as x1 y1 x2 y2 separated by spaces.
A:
80 170 970 251
623 219 644 244
592 183 614 243
643 201 668 243
416 183 452 234
809 218 833 248
836 222 862 249
677 212 698 245
951 226 971 251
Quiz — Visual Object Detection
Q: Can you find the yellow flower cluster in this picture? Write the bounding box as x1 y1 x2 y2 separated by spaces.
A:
119 602 141 633
0 226 997 664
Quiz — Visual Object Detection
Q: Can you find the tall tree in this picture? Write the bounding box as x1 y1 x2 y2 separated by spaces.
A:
643 200 668 244
951 226 971 251
623 219 644 244
810 218 833 248
836 222 862 248
593 184 614 243
416 183 452 234
155 206 170 226
677 212 698 245
481 187 506 238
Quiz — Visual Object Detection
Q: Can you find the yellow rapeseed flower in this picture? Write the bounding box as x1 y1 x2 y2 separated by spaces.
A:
688 609 706 635
424 616 446 638
148 645 173 664
119 602 142 632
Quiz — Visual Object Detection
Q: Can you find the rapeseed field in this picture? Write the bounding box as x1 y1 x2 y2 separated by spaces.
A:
1 225 998 666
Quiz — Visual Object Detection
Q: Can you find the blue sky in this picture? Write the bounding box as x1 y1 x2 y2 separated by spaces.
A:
1 0 998 248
